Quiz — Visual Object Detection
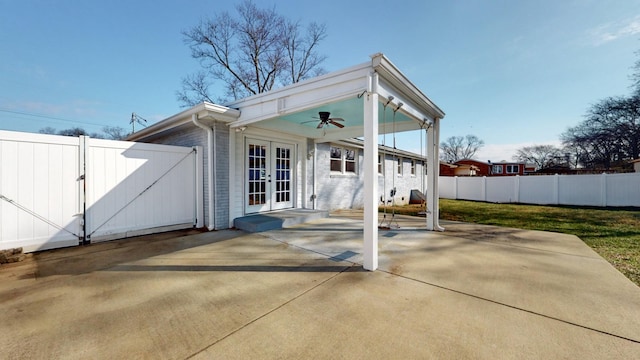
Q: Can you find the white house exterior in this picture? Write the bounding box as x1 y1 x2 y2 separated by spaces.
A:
313 139 428 210
128 53 445 270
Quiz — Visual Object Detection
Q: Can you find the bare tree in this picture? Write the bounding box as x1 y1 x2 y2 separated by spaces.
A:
176 72 215 106
38 127 57 134
38 127 106 139
561 47 640 170
178 0 327 106
102 126 129 140
513 145 563 170
560 129 589 169
57 127 88 137
440 135 484 162
630 48 640 95
562 95 640 170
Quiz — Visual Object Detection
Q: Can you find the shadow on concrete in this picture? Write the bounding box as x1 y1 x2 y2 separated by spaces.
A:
21 229 244 279
277 227 364 232
106 264 360 272
328 250 359 262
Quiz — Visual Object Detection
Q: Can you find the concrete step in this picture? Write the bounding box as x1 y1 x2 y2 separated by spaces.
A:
234 209 329 233
234 215 284 233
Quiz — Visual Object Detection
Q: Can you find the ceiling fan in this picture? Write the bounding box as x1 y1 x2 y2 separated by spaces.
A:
302 111 345 129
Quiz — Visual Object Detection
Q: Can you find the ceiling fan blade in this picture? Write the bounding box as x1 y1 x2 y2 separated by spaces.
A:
330 117 345 121
329 120 344 128
301 120 317 124
317 122 324 129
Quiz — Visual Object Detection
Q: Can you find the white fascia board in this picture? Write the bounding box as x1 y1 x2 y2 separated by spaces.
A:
319 137 427 161
228 64 372 128
199 102 242 122
225 61 370 108
376 80 433 124
371 53 445 120
127 102 240 141
330 138 366 149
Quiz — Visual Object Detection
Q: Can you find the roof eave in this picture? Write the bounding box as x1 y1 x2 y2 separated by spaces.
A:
371 53 446 120
127 102 240 141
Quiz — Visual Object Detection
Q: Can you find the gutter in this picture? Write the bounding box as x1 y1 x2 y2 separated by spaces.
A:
127 102 240 142
191 114 216 230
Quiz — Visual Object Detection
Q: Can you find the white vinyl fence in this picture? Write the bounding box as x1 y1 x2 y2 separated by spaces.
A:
1 131 202 253
439 173 640 207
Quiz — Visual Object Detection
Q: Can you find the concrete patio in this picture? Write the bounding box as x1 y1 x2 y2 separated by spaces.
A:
1 211 639 359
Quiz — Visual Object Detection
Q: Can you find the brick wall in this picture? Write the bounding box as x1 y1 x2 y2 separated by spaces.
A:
315 143 425 210
213 123 229 229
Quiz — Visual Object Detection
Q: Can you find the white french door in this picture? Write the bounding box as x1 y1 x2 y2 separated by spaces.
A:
245 139 294 214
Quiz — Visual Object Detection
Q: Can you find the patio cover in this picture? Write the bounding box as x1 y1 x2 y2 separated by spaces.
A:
225 53 446 271
130 53 445 271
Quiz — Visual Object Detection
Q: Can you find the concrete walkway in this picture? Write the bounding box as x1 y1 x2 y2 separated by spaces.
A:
1 212 639 359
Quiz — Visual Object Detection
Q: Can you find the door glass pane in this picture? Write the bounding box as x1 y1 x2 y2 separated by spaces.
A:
248 144 267 205
274 146 291 204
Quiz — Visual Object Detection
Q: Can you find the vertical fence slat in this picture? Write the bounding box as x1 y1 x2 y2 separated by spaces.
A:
601 173 607 207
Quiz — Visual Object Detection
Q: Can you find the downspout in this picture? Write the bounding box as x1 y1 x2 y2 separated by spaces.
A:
212 120 218 229
192 114 216 230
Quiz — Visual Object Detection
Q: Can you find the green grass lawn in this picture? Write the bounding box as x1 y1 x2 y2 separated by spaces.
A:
385 199 640 287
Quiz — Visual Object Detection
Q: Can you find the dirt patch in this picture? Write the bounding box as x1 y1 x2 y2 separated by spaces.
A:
0 248 26 264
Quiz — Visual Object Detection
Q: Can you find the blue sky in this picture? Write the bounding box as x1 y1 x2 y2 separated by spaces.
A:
1 0 640 161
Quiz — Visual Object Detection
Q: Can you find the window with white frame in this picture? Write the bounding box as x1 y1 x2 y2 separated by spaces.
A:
345 148 356 173
330 147 342 172
411 159 416 176
492 165 503 174
330 145 357 174
506 164 519 174
397 157 403 176
378 154 384 174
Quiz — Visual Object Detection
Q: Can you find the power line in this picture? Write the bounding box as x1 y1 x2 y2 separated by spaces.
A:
0 108 111 128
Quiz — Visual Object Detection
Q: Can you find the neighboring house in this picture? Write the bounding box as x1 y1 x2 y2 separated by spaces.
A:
488 161 534 176
632 159 640 173
444 159 533 176
439 161 479 176
127 53 446 269
524 163 537 174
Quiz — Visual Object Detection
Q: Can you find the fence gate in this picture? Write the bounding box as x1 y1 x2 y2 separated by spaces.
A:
0 131 202 253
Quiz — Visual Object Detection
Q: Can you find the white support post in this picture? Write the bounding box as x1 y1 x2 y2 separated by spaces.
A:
426 118 444 231
363 75 379 271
